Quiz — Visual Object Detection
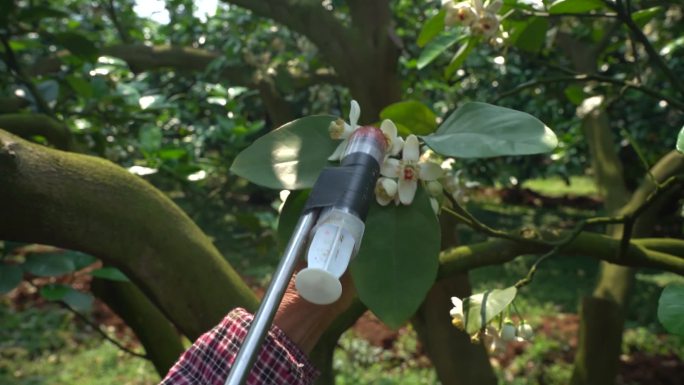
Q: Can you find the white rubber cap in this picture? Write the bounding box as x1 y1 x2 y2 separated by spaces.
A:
295 268 342 305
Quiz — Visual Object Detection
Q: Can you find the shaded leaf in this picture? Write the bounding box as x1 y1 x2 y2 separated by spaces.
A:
139 125 163 152
39 284 71 300
421 102 558 158
380 101 437 135
548 0 604 14
231 115 338 190
23 253 76 277
53 32 98 59
417 11 445 47
658 284 684 336
677 125 684 153
351 188 440 329
464 286 517 334
37 80 59 104
513 17 548 53
0 264 22 294
18 5 68 22
40 284 93 312
417 30 464 70
66 76 93 98
277 190 310 251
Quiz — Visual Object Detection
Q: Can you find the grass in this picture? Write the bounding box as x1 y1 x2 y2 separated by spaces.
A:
0 304 158 385
522 176 598 197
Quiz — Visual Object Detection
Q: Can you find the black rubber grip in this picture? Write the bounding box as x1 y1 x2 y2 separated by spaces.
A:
304 153 380 220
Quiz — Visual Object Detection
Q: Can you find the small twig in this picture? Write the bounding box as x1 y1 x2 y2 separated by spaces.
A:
0 34 55 117
518 10 618 18
603 0 684 97
27 281 148 360
493 73 684 110
514 246 560 288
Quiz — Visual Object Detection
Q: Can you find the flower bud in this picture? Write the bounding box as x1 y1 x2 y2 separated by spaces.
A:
516 322 534 340
444 2 478 27
500 321 516 342
426 180 444 197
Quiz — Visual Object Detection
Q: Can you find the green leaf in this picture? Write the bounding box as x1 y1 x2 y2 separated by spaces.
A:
63 251 96 270
380 101 437 135
444 37 475 79
40 284 93 312
63 289 94 312
351 188 440 329
0 264 22 294
66 76 93 98
676 125 684 154
417 11 446 48
417 30 463 70
632 6 661 27
40 284 70 300
548 0 604 14
90 267 129 282
463 286 517 334
139 125 163 152
421 102 558 158
513 17 548 53
564 85 586 105
18 5 68 22
52 32 98 59
230 115 338 190
658 284 684 336
23 253 76 277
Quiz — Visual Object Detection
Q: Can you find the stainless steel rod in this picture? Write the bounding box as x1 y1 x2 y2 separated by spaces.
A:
224 209 319 385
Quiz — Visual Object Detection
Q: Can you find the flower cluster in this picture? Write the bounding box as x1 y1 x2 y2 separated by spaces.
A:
328 100 442 207
449 296 533 354
442 0 502 37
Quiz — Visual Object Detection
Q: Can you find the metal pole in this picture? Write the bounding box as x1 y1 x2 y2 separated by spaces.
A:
224 209 319 385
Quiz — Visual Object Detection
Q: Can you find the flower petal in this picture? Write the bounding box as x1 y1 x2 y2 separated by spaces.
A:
451 296 462 309
390 136 404 156
380 119 397 138
328 139 348 161
419 161 444 181
381 158 400 178
381 177 398 196
349 100 360 127
398 178 418 205
403 135 420 162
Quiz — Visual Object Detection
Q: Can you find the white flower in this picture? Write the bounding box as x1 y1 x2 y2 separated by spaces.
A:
380 135 443 205
516 322 534 340
444 1 478 27
500 320 517 342
471 13 499 37
379 119 404 157
375 177 398 206
426 180 443 197
450 296 464 329
328 100 361 161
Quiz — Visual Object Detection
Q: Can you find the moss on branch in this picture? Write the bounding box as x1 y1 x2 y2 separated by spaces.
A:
0 130 258 339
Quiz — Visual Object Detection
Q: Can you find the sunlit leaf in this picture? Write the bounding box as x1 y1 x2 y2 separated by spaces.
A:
444 37 475 79
548 0 604 14
351 188 440 329
463 286 517 334
676 125 684 154
417 11 445 47
658 284 684 336
632 6 661 27
380 101 437 135
417 30 464 70
421 102 558 158
231 115 338 190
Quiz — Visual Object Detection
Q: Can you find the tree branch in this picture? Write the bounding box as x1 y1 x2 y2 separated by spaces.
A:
0 113 73 150
494 74 684 110
0 130 258 339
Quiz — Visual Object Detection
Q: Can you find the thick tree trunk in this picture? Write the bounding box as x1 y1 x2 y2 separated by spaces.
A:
0 130 258 339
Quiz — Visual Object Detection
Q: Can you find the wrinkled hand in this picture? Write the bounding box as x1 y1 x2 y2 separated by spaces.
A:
273 265 356 354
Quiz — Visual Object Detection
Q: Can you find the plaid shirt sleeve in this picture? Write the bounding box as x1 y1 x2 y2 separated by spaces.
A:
160 308 319 385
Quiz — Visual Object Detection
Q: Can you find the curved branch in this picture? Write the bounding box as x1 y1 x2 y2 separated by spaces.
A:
0 130 258 339
0 113 73 150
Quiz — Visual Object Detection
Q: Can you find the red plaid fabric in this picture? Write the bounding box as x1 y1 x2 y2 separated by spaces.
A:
160 308 319 385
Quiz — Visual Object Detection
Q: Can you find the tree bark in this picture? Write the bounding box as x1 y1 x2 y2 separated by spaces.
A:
0 130 258 339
